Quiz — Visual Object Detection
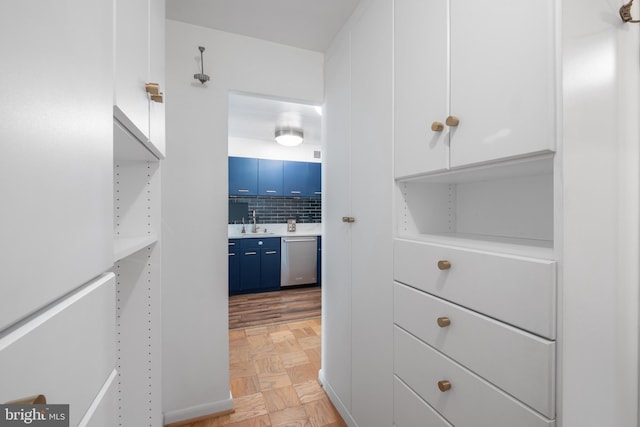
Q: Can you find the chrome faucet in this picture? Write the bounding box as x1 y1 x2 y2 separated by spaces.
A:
251 210 260 233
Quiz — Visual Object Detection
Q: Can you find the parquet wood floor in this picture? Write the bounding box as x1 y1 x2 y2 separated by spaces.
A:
175 317 346 427
229 287 322 330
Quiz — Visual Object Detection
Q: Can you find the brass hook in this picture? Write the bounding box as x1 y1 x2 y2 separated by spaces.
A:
620 0 640 23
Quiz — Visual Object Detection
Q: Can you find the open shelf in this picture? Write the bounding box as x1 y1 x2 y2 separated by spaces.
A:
114 106 165 161
114 235 159 262
397 155 554 260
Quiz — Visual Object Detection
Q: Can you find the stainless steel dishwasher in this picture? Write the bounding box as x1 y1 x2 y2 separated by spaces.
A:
281 236 318 287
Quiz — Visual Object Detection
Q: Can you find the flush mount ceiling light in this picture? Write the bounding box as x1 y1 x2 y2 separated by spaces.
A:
275 128 304 146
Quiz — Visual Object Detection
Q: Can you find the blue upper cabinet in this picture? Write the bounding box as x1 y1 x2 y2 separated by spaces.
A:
258 159 284 196
283 161 308 196
308 162 321 197
229 157 258 196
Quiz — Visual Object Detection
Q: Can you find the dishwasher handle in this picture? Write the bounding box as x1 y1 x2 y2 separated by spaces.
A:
282 238 317 243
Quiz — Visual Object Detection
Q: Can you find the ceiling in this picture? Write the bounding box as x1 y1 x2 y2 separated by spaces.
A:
228 93 322 146
166 0 360 53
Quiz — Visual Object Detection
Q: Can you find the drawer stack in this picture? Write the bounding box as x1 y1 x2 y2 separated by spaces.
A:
393 238 557 427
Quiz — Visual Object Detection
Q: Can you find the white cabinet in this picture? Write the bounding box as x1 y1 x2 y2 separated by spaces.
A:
322 1 393 425
0 274 115 426
115 0 165 157
394 0 555 178
0 0 114 332
393 2 557 425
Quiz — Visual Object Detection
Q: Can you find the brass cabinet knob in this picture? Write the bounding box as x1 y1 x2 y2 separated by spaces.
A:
437 260 451 270
150 93 164 103
145 83 160 95
342 216 356 223
446 116 460 127
437 317 451 328
431 121 444 132
438 380 452 392
5 395 47 404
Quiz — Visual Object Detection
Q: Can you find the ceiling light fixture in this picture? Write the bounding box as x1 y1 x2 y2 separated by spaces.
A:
275 128 304 147
194 46 210 84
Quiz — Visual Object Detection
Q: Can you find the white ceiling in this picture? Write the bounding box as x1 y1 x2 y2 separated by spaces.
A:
168 1 355 146
166 0 360 53
228 92 322 146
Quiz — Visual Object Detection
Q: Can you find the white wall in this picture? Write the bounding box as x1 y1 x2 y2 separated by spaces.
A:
560 1 640 426
229 137 322 162
163 20 323 423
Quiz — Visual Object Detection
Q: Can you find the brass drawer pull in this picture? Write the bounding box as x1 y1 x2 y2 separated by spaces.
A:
437 260 451 270
342 217 356 223
431 121 444 132
5 395 47 404
445 116 460 127
437 380 452 392
437 317 451 328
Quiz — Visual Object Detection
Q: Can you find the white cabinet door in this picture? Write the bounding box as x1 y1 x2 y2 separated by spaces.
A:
350 1 394 425
322 31 353 411
449 0 556 167
115 0 150 139
149 0 166 156
0 0 113 330
394 0 449 178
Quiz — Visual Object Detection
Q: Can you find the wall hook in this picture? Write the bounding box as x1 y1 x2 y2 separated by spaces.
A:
620 0 640 23
194 46 210 84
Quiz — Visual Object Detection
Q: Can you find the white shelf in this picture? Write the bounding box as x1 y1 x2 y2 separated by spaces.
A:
398 153 553 184
396 233 554 260
114 235 158 262
114 106 165 161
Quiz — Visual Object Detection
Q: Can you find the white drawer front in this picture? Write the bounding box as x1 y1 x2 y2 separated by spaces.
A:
394 376 453 427
394 326 555 427
0 274 115 426
394 282 555 417
394 238 556 338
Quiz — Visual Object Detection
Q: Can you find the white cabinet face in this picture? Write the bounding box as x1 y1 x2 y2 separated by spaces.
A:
115 0 150 139
149 0 166 156
449 0 556 167
394 0 449 178
0 0 114 330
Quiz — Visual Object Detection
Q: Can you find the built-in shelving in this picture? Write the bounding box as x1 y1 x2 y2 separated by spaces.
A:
396 154 554 258
113 115 162 426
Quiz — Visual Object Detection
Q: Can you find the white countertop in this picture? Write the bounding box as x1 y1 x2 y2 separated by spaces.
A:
228 223 322 239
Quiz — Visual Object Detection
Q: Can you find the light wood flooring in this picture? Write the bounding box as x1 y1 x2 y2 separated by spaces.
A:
177 317 346 427
229 287 322 330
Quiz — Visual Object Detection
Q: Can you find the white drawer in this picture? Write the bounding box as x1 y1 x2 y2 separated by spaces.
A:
0 274 115 426
394 238 556 338
394 376 453 427
394 326 555 427
394 282 555 418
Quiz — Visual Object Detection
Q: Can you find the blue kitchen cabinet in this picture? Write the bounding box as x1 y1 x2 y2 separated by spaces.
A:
283 161 308 196
230 237 281 294
308 162 322 197
229 157 258 196
239 240 261 291
258 159 284 196
260 238 281 291
228 239 241 293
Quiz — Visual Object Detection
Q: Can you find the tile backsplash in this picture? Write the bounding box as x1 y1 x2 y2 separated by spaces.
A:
229 196 321 224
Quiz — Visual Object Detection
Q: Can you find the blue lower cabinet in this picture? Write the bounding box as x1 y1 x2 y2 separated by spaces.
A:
239 245 261 291
260 244 281 291
230 238 281 295
228 239 241 293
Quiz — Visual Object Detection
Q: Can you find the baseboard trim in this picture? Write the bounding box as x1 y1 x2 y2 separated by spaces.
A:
318 369 358 427
163 393 234 426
